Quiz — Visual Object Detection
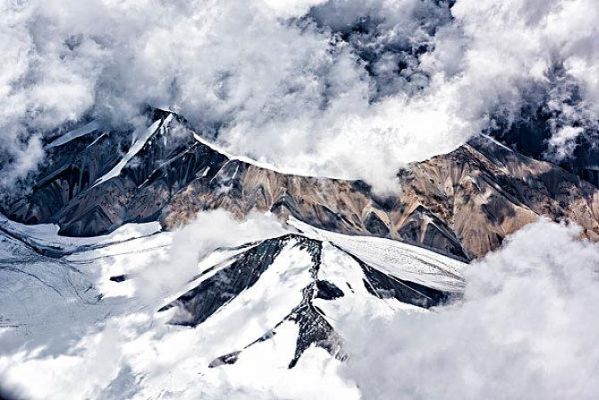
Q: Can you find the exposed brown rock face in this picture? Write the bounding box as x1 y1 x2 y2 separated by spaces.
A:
3 112 599 260
164 135 599 259
397 137 599 258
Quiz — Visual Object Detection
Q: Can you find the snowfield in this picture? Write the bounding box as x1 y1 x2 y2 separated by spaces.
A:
289 217 465 292
0 213 464 399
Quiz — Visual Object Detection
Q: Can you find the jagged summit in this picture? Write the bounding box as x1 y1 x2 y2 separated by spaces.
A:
2 109 599 260
157 232 456 369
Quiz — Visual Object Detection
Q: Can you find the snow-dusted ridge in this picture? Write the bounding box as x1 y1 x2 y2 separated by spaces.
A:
0 213 162 256
80 111 323 192
289 217 465 292
190 129 339 179
0 213 464 398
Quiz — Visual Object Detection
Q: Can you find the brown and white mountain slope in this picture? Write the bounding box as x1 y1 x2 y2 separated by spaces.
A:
165 134 599 259
2 111 599 260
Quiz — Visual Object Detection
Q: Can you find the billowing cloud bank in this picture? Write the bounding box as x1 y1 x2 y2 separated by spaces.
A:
341 219 599 400
1 0 599 190
2 212 598 399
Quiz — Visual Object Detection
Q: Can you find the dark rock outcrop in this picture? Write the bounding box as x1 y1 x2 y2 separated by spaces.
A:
3 110 599 259
160 234 450 369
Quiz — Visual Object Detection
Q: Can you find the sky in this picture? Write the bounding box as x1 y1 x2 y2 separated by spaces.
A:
1 0 599 191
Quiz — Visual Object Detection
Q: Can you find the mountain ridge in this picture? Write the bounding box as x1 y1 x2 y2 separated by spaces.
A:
3 110 599 260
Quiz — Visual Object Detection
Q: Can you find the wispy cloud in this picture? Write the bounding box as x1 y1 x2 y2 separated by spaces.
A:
135 209 287 301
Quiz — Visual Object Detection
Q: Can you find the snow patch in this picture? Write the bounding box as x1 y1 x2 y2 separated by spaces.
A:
92 115 172 187
47 120 103 148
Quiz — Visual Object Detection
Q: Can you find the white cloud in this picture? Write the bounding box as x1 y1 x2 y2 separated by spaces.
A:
1 0 599 191
341 219 599 400
135 209 287 301
547 125 584 160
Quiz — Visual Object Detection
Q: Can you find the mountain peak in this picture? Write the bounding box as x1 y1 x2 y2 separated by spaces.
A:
3 110 599 260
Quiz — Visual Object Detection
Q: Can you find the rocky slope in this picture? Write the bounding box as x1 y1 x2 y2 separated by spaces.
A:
3 110 599 259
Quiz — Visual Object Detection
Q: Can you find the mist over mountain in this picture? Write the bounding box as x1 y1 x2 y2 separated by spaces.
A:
1 1 599 399
3 0 599 190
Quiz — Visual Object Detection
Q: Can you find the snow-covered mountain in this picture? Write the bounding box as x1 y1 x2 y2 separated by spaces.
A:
3 109 599 398
0 211 463 399
3 110 599 260
3 106 599 399
3 0 599 397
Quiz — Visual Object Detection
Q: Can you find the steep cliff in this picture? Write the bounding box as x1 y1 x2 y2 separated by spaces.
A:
3 111 599 259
